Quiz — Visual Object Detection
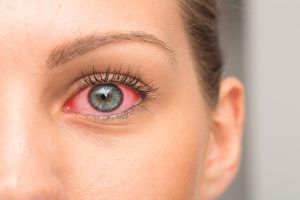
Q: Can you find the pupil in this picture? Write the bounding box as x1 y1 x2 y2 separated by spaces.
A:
100 93 109 101
88 84 123 112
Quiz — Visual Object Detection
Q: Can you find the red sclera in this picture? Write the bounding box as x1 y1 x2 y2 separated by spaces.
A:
64 84 141 116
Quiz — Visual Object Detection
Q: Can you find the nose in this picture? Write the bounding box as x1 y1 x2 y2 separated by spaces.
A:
0 127 64 199
0 104 64 199
0 176 63 199
0 131 64 199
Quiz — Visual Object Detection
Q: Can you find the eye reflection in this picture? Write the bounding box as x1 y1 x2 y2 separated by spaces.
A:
88 84 123 112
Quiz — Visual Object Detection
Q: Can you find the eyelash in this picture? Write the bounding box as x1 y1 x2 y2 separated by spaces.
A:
68 65 159 122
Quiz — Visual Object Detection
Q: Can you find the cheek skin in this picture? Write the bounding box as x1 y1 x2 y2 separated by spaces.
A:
59 113 209 200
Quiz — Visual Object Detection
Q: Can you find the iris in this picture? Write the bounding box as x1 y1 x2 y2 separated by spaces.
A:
88 84 123 112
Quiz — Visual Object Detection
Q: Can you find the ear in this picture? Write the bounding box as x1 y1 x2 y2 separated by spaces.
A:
200 77 245 200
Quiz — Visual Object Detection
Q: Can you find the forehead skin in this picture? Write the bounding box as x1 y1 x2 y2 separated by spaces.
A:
0 0 211 199
0 0 188 63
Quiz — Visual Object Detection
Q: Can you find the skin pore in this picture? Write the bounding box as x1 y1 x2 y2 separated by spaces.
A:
0 0 244 200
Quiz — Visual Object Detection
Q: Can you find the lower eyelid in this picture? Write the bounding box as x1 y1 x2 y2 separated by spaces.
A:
84 104 139 121
62 103 149 128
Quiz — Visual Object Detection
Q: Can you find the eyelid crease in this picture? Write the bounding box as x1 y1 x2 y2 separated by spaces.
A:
47 31 177 69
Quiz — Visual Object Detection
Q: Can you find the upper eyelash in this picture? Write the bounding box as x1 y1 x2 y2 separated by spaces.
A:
78 65 159 100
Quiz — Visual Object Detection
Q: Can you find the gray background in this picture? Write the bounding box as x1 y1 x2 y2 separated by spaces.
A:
217 0 300 199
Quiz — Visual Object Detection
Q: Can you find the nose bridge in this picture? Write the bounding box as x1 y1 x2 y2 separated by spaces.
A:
0 134 64 199
0 114 59 176
0 80 64 199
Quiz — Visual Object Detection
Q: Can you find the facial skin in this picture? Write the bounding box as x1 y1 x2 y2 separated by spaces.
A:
0 0 244 200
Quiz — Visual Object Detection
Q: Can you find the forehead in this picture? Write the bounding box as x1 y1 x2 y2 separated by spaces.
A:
0 0 184 49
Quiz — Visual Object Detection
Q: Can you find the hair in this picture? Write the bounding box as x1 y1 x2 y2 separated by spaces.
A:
180 0 223 107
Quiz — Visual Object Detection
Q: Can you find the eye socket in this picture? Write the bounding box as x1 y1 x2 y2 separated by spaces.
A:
64 83 142 116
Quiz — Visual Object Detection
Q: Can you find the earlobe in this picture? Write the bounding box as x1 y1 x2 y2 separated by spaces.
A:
200 77 245 200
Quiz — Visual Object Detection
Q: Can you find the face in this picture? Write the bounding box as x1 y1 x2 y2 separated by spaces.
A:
0 0 244 199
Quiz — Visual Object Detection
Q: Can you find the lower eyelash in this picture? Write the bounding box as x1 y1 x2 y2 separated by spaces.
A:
75 102 155 126
84 104 139 122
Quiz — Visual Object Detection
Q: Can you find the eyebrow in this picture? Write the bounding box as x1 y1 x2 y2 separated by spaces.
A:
47 31 176 69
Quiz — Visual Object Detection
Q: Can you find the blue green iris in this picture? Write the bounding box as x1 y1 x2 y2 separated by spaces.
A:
88 84 123 112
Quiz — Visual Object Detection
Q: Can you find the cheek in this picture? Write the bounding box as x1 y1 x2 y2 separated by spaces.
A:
58 104 209 200
140 123 209 199
150 106 209 199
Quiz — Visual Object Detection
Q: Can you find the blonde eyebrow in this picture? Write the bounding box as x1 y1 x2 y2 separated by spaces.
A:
47 31 176 68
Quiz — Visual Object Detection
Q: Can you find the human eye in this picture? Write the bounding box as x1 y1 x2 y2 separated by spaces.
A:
63 65 158 123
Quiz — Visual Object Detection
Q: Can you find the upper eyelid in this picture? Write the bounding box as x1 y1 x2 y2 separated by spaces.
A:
82 65 150 83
